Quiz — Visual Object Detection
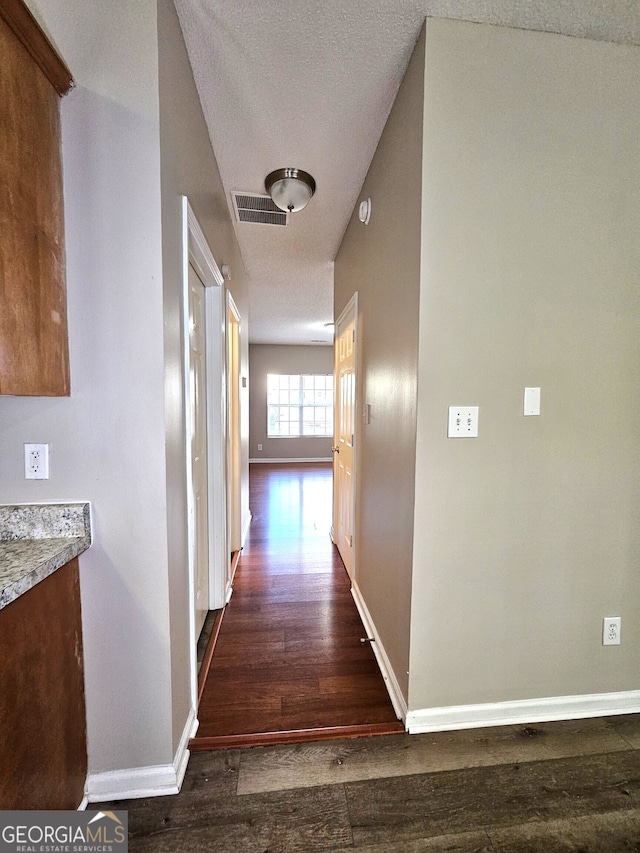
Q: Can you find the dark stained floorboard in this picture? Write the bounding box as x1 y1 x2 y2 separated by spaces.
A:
345 750 640 847
94 475 640 849
96 719 640 852
191 462 403 747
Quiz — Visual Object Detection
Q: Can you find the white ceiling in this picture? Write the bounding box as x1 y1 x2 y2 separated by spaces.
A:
174 0 640 346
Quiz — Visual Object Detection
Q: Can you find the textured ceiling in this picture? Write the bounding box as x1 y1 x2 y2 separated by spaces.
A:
174 0 640 345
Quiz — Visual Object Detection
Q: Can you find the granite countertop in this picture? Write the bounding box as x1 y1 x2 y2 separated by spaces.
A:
0 503 92 610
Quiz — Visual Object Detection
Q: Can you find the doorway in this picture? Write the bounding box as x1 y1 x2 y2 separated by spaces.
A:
187 262 210 638
332 293 358 579
183 198 228 713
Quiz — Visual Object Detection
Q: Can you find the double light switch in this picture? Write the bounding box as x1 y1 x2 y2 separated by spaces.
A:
447 407 479 438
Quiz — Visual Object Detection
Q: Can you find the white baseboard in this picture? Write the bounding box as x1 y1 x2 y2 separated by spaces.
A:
249 457 332 464
175 709 199 789
86 707 198 802
406 690 640 734
350 581 408 723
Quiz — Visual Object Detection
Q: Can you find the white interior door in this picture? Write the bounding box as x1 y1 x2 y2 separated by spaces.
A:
188 262 210 638
333 295 357 578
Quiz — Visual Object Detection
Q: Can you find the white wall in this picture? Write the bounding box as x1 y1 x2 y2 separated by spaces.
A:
0 0 250 789
249 344 333 461
2 0 173 775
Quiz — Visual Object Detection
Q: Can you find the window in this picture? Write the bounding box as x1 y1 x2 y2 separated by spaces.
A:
267 373 334 437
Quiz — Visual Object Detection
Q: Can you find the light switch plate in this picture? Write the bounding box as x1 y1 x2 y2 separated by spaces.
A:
524 387 541 416
448 406 479 438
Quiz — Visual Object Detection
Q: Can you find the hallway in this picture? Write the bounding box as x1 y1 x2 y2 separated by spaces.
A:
190 462 403 749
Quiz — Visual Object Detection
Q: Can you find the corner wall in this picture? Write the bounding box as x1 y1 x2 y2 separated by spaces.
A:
334 26 426 702
410 20 640 716
157 0 249 754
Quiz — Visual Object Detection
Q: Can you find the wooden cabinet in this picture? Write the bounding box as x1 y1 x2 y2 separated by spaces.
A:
0 558 87 809
0 0 73 395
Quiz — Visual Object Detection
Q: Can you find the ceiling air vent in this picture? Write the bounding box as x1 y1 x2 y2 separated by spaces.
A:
231 192 289 226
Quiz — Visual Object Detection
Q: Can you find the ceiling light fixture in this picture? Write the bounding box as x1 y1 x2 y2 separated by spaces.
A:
265 168 316 213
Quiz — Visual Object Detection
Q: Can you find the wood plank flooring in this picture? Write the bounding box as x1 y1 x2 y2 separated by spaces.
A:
97 714 640 851
98 462 640 848
191 462 403 748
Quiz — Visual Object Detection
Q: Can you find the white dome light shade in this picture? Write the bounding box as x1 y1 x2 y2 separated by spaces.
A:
265 168 316 213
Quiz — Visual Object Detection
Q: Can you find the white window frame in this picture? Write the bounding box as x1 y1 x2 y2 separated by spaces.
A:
267 373 334 438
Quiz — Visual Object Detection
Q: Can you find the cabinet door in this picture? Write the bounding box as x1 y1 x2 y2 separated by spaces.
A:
0 559 87 809
0 10 70 396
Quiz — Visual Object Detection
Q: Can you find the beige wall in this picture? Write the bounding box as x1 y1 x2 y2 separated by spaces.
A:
334 26 426 701
249 345 333 461
157 0 249 752
409 20 640 710
335 16 640 718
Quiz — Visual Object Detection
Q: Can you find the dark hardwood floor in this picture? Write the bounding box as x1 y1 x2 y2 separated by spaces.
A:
190 462 403 749
98 714 640 851
98 468 640 850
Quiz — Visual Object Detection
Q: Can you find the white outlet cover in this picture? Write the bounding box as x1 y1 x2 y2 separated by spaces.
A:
24 443 50 479
603 616 621 646
448 406 479 438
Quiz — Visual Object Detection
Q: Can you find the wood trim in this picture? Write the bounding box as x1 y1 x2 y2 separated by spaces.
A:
230 548 241 584
189 722 405 751
196 554 241 705
196 609 225 707
0 0 73 95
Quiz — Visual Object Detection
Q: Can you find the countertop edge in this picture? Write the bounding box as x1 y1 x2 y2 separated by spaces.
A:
0 535 91 611
0 502 92 611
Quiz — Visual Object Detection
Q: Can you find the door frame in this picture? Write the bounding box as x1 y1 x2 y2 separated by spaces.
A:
226 291 242 558
182 197 228 712
332 291 359 583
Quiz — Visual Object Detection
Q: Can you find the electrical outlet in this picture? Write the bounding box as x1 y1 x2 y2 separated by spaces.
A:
24 443 50 479
257 444 262 451
603 616 621 646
